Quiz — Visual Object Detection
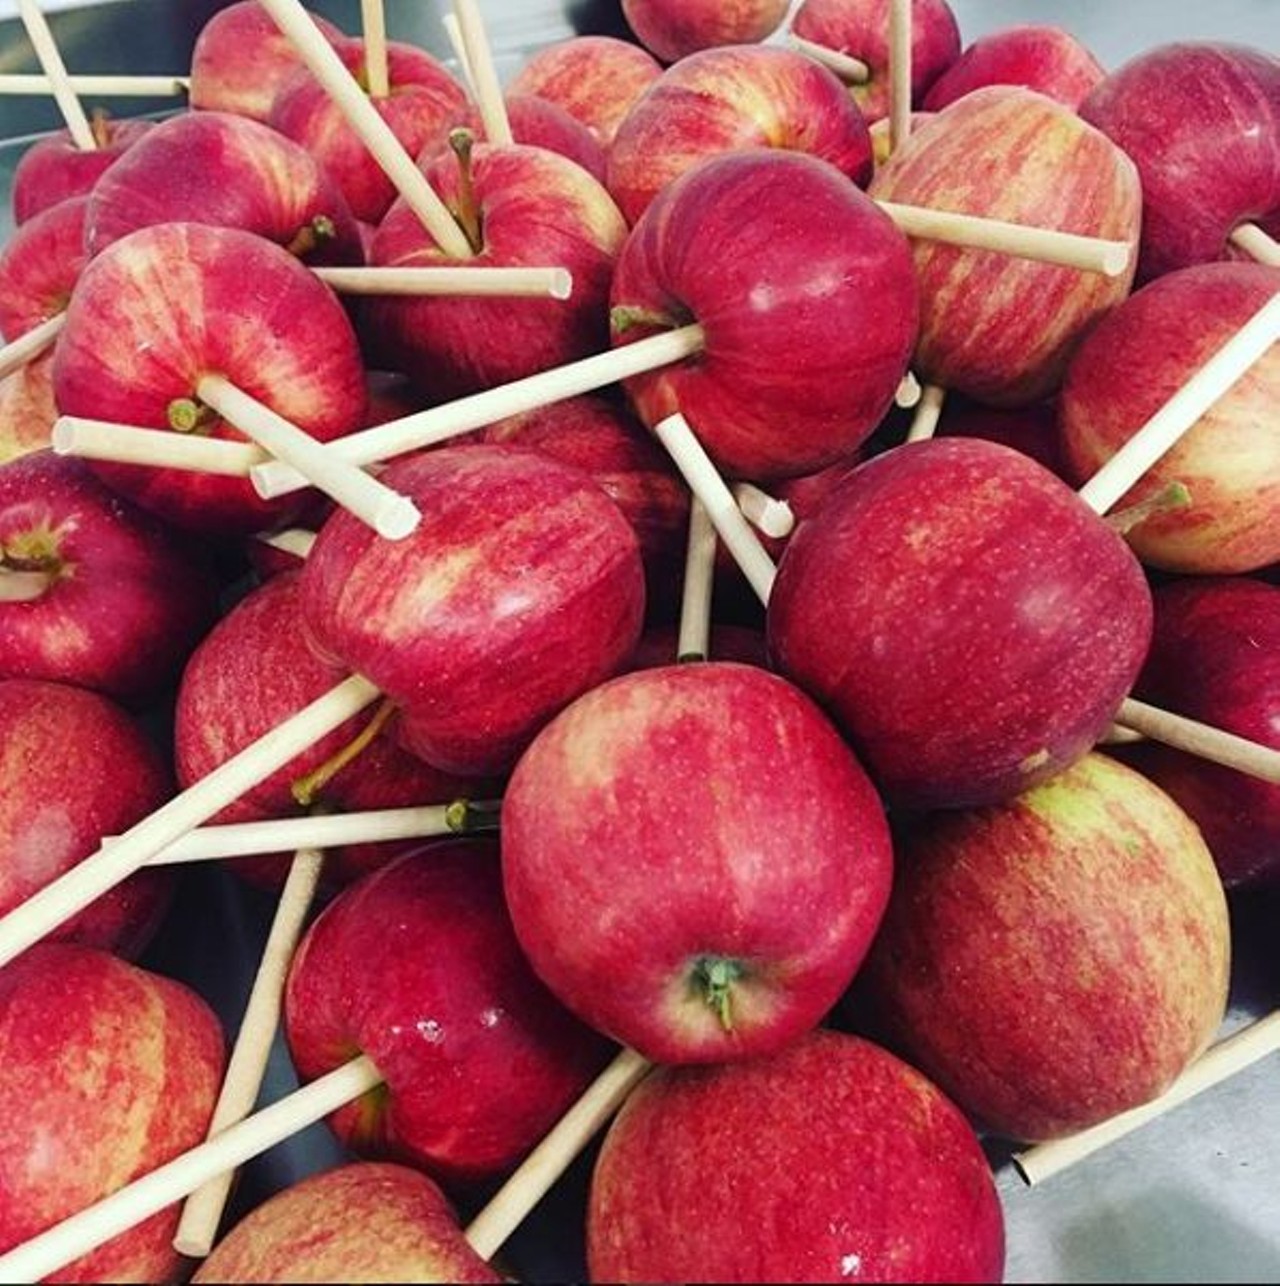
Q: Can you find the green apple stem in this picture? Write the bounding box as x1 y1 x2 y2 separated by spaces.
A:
284 214 337 260
290 697 398 807
692 956 744 1032
1104 480 1192 535
167 396 218 435
444 797 503 834
449 127 485 255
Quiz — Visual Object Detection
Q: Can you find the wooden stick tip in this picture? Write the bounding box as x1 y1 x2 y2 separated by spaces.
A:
376 496 423 541
550 269 573 301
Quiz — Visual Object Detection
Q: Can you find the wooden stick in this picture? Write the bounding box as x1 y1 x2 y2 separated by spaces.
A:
142 803 482 865
253 324 708 498
653 414 778 608
1013 1011 1280 1186
907 383 946 442
677 500 717 663
195 374 421 541
0 1054 383 1283
1231 222 1280 267
52 416 265 475
1098 723 1146 746
876 202 1133 276
0 568 50 603
256 0 473 259
441 12 479 99
464 1048 653 1260
1115 698 1280 784
888 0 912 154
174 848 327 1258
732 482 795 540
0 313 65 381
452 0 513 147
16 0 96 150
1077 290 1280 515
359 0 389 99
255 528 317 560
787 34 871 84
895 370 922 408
312 265 573 299
0 73 189 96
0 674 380 970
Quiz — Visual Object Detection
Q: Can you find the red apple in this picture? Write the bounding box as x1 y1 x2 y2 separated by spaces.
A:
269 38 469 225
0 451 218 703
85 111 363 266
284 840 614 1190
189 0 347 123
859 752 1230 1141
1123 577 1280 888
869 86 1141 405
923 24 1106 113
622 0 789 63
0 355 56 465
767 437 1153 809
611 150 918 480
506 35 662 146
11 118 153 227
606 44 873 225
588 1028 1005 1282
191 1162 501 1284
53 222 367 536
793 0 962 125
501 662 893 1063
0 680 174 958
1059 262 1280 573
504 94 608 184
367 142 627 404
0 195 87 342
1080 42 1280 281
0 943 224 1283
299 444 645 776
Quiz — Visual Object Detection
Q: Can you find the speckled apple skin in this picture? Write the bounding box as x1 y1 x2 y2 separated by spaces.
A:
0 196 88 342
11 120 153 227
621 0 789 64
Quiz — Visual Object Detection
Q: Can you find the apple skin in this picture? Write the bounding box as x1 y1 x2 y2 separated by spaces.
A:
300 444 646 777
611 150 918 480
1121 577 1280 888
606 44 873 226
0 355 56 465
869 86 1141 405
1059 262 1280 573
622 0 789 64
284 840 615 1191
501 662 892 1064
269 39 469 225
1080 42 1280 282
53 222 368 536
367 143 627 404
0 943 224 1284
0 451 219 704
588 1028 1004 1283
504 94 609 184
793 0 962 126
11 119 153 227
859 752 1230 1142
0 195 87 342
767 438 1153 810
85 111 363 267
506 35 662 147
191 1162 501 1285
189 0 347 123
0 680 174 959
923 24 1106 113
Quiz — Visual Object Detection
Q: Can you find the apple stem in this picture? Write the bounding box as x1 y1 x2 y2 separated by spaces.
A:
448 127 485 256
89 106 112 149
1104 480 1192 535
167 396 218 435
285 214 337 261
290 697 398 807
692 956 743 1032
444 797 503 834
610 305 682 335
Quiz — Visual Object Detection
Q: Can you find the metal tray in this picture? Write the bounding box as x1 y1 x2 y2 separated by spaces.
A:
1 2 1278 1281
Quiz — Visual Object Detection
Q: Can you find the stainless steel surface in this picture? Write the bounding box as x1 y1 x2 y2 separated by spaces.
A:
1 2 1279 1281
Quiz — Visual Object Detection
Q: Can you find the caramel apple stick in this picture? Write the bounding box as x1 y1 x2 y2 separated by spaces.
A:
453 0 513 146
787 34 871 85
1098 723 1146 746
312 265 573 298
255 527 317 560
1013 1010 1280 1186
0 312 65 381
876 202 1133 275
677 499 717 663
52 417 264 475
0 569 50 603
194 374 421 541
256 0 473 258
16 0 96 150
441 12 479 98
464 1048 653 1260
1231 222 1280 267
888 0 912 154
0 73 188 95
174 847 328 1259
360 0 389 98
0 674 381 970
896 370 923 408
732 483 795 540
907 383 947 442
0 1055 384 1283
1115 698 1280 783
1077 289 1280 515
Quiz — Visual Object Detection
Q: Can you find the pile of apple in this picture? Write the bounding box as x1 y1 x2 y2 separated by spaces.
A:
1 0 1279 1281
